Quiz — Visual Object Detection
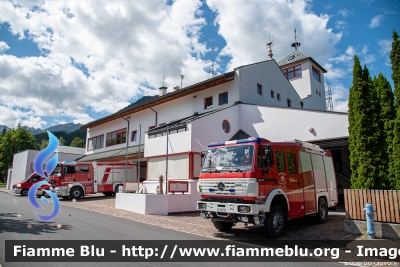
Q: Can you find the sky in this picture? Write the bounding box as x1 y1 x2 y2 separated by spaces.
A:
0 0 399 129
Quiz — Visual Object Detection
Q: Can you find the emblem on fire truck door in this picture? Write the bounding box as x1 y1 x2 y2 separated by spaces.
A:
217 182 225 191
278 173 287 186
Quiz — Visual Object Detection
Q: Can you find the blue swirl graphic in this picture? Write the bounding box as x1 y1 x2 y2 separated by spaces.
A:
28 181 60 221
34 131 59 178
29 131 61 221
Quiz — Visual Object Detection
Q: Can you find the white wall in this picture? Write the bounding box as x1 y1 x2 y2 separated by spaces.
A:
145 128 191 157
7 150 35 189
239 104 348 142
239 61 301 108
191 105 240 152
147 154 189 180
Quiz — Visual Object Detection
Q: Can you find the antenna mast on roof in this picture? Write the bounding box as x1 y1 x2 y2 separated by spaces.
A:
266 34 274 60
205 42 221 77
291 27 301 51
326 81 333 111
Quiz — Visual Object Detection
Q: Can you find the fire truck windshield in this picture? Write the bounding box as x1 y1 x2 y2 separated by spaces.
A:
202 145 254 172
51 165 61 176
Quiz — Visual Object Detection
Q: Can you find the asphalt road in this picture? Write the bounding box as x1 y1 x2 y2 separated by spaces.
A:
0 192 342 267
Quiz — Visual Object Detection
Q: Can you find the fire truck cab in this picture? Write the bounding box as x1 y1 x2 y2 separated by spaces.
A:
197 137 338 238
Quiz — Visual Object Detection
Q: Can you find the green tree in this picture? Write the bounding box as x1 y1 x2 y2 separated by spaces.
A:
39 139 49 150
59 136 65 146
374 73 395 188
0 127 37 182
2 127 6 136
348 56 382 189
391 29 400 189
70 137 86 148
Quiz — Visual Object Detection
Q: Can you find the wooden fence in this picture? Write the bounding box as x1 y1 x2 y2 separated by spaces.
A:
344 189 400 223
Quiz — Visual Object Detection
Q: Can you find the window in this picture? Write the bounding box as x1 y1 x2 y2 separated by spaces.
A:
276 151 285 172
131 130 137 141
271 90 274 98
222 120 230 133
286 152 296 174
87 135 104 150
277 93 281 101
159 123 166 126
257 147 264 169
106 129 126 147
219 92 228 105
204 97 213 109
257 84 263 95
287 99 291 107
148 126 155 130
282 64 302 80
312 67 321 83
319 92 321 97
80 166 90 173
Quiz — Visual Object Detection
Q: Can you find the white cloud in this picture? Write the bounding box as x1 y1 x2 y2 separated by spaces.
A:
335 20 347 30
338 9 350 17
0 0 210 128
0 41 10 54
369 15 384 28
378 39 392 55
0 104 47 128
206 0 341 71
329 82 349 112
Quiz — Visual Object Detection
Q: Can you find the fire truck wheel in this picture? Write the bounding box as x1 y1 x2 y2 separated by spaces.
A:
20 189 28 196
70 187 83 199
212 221 233 232
316 198 328 223
264 205 286 239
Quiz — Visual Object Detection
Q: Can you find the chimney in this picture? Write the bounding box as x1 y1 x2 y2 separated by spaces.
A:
174 86 180 92
159 86 167 97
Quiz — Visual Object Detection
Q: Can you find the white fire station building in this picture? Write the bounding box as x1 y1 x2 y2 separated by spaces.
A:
79 50 349 214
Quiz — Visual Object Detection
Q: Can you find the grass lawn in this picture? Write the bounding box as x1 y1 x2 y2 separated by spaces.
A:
0 183 6 187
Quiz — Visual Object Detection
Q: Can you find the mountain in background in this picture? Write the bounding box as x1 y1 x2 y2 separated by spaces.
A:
0 123 82 135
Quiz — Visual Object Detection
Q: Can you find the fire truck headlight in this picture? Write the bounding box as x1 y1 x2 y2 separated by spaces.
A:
17 184 21 188
198 203 207 210
238 205 250 213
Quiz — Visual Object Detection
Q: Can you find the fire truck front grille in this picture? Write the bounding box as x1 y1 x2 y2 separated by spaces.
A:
198 179 254 195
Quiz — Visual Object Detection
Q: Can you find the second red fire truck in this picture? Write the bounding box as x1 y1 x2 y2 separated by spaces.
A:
49 161 137 199
197 137 338 238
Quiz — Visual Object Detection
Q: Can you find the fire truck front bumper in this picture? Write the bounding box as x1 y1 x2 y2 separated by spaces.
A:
197 201 265 224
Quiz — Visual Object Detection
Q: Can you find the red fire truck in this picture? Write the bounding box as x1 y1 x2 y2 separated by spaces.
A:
197 137 338 238
50 161 137 199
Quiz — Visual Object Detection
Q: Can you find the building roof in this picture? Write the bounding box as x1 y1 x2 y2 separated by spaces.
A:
55 146 85 155
278 51 327 73
147 103 238 136
77 144 144 161
81 71 235 129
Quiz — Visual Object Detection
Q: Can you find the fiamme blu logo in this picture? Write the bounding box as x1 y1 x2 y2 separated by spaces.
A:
27 131 61 221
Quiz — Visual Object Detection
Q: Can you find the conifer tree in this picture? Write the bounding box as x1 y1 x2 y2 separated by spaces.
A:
374 73 395 188
391 29 400 188
348 56 381 189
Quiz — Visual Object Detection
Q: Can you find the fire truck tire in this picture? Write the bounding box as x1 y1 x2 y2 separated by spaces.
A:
70 187 83 199
20 189 28 196
212 221 233 232
316 198 328 223
264 205 286 239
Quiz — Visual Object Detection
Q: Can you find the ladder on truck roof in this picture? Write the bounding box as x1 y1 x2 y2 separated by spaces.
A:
285 139 322 150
